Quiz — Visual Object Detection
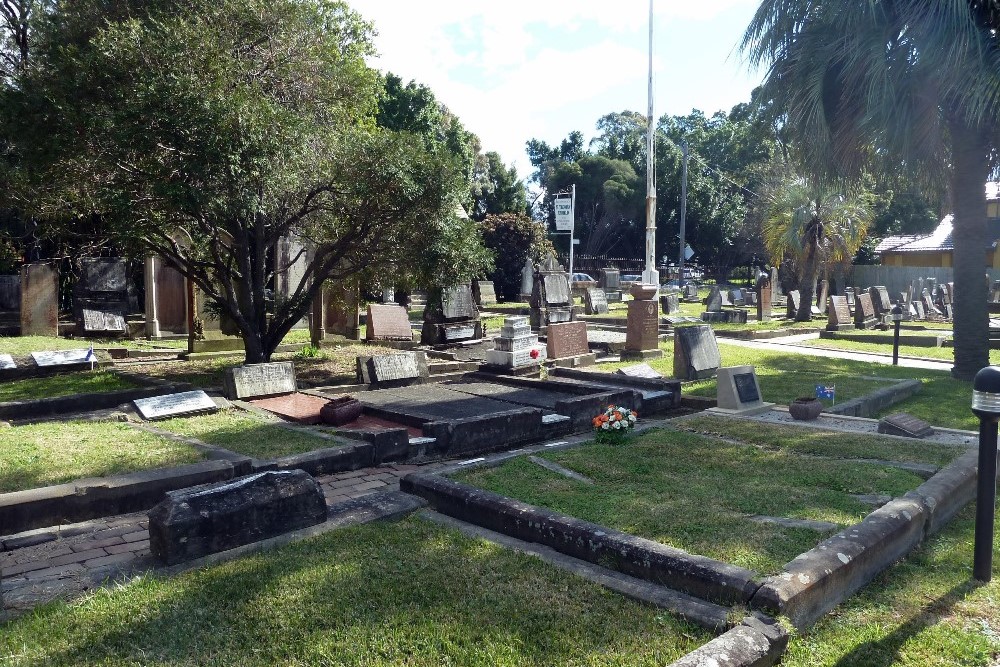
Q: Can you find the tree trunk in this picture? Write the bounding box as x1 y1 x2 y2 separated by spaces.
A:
796 237 820 322
949 115 991 380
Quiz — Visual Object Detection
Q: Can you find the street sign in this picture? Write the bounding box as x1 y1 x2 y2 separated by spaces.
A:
684 245 695 260
554 197 573 231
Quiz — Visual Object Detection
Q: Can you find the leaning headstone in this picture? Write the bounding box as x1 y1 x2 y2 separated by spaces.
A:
719 290 734 307
366 303 413 342
546 320 591 360
756 275 772 322
222 361 296 400
20 262 59 337
474 280 497 307
485 316 541 369
31 349 92 367
148 470 328 565
713 365 774 415
0 353 14 370
622 283 662 360
357 351 427 385
673 324 721 380
660 292 680 315
826 296 855 331
705 286 723 312
869 286 892 318
923 293 942 318
785 290 801 319
616 363 663 379
914 299 926 320
854 293 877 329
584 287 609 315
877 413 934 439
134 390 219 420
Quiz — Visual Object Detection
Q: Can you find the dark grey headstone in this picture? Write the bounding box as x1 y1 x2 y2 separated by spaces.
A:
80 258 127 293
869 286 892 315
877 413 933 438
599 268 621 291
148 470 328 565
826 296 854 331
673 325 721 380
442 284 476 320
786 290 801 318
585 287 609 314
855 293 877 328
729 289 745 307
733 372 761 403
0 275 19 311
660 292 680 315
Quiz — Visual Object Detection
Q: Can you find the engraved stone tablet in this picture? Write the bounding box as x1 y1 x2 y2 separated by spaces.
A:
81 258 127 293
855 293 877 329
733 373 761 403
32 349 92 367
366 304 413 341
222 361 297 399
877 412 933 438
543 273 571 305
442 284 476 320
673 325 721 380
786 290 801 319
0 353 15 369
546 321 589 359
367 353 419 383
870 286 892 315
475 280 497 307
443 324 476 341
599 268 621 290
715 365 772 413
826 295 854 331
83 308 127 333
134 390 219 420
585 287 609 315
615 363 663 379
660 292 680 315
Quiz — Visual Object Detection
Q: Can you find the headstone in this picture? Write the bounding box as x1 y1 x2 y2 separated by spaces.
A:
520 258 535 300
729 289 745 307
0 353 14 369
82 308 127 334
148 470 328 565
660 292 680 315
222 361 296 400
322 279 361 340
623 283 662 360
939 283 951 305
356 351 428 384
923 293 942 317
546 320 590 359
756 275 772 322
529 256 574 328
845 288 856 311
719 290 734 307
826 296 855 331
485 316 541 369
914 299 926 320
441 284 477 320
599 268 621 291
683 284 700 302
474 280 497 307
616 363 663 379
770 266 781 299
423 283 482 344
714 365 774 415
786 290 801 319
877 413 934 438
854 292 877 329
673 324 721 380
366 303 413 341
584 287 609 315
31 349 92 367
134 390 219 420
145 256 188 338
869 286 892 317
75 258 128 336
745 291 758 306
912 278 923 304
20 263 59 337
273 235 309 329
0 275 19 311
705 286 723 312
943 303 954 319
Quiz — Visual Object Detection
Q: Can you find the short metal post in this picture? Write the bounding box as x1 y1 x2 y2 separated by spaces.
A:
975 416 998 581
892 317 900 365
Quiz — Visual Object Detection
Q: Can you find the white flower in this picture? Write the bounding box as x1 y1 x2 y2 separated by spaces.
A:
613 421 621 429
601 423 609 430
629 414 636 423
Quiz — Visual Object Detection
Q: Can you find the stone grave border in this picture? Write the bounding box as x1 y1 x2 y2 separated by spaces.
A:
818 330 950 347
823 378 922 418
400 412 979 633
0 355 114 382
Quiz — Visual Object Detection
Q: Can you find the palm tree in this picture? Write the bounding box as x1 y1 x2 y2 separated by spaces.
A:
743 0 1000 379
763 179 872 321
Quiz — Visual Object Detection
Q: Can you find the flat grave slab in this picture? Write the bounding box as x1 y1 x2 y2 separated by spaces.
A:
877 413 934 439
334 413 423 438
442 380 577 410
355 384 517 422
616 363 663 379
31 349 93 367
82 308 127 334
249 392 330 425
0 353 15 369
134 390 220 420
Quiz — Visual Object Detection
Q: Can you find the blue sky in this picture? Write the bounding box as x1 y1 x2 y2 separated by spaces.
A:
348 1 766 180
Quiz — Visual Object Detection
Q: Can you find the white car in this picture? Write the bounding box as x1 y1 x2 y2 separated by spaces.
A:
571 273 596 283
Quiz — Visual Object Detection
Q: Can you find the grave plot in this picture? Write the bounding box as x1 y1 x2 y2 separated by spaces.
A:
0 421 205 494
0 370 137 403
0 518 713 665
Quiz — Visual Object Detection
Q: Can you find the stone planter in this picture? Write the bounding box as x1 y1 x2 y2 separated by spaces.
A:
788 397 823 421
630 283 658 300
320 396 363 426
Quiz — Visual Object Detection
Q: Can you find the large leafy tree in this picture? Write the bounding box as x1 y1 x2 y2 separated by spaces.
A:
480 213 553 301
472 151 526 221
7 0 486 363
744 0 1000 379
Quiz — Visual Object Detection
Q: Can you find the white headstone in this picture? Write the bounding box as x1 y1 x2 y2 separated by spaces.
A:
134 390 219 420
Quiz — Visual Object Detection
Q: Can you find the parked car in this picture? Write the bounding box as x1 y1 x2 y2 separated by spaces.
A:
570 272 596 283
621 273 642 284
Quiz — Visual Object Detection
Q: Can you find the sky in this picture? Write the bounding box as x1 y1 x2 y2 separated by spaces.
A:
347 0 767 180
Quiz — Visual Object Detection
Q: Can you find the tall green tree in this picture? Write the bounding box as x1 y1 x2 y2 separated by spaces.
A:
480 213 553 301
471 151 526 221
7 0 485 363
744 0 1000 379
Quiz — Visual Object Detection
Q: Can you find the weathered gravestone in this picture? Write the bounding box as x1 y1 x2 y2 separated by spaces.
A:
32 349 93 367
75 258 128 336
530 255 574 329
878 413 934 438
683 283 700 302
914 299 926 320
222 361 296 400
869 286 892 319
616 363 663 379
357 351 428 385
785 290 801 319
845 288 856 311
546 320 591 360
826 296 855 331
134 390 219 420
674 325 721 380
584 287 609 315
20 262 59 337
144 255 188 338
519 258 535 301
757 275 772 322
745 291 758 306
705 286 723 312
923 293 942 318
729 289 745 307
420 283 483 344
474 280 497 307
623 283 662 360
148 470 328 565
0 275 19 312
599 268 622 302
273 235 309 330
713 365 774 415
854 292 877 329
366 303 413 342
660 292 680 315
486 316 541 369
315 279 361 342
816 280 829 313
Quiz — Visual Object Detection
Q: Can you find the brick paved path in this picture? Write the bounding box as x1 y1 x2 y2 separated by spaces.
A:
0 460 445 616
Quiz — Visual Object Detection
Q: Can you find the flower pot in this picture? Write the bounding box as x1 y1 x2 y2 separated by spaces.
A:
320 396 363 426
788 397 823 421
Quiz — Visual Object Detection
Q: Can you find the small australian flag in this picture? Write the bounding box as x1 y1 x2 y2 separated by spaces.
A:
815 384 836 400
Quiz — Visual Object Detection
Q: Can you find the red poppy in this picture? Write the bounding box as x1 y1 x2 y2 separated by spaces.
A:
529 348 540 359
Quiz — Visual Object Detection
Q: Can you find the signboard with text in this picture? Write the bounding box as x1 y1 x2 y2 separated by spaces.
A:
554 197 573 231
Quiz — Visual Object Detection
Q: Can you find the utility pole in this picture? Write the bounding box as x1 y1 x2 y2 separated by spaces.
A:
643 0 659 291
568 183 576 278
678 140 688 289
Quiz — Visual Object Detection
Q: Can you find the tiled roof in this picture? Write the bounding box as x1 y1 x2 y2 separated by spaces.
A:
881 214 1000 253
874 234 926 253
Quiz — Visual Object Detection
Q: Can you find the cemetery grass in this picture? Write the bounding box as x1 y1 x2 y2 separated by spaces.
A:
0 335 184 355
0 421 204 493
0 370 137 402
0 518 711 667
798 337 999 365
155 408 336 459
457 427 930 575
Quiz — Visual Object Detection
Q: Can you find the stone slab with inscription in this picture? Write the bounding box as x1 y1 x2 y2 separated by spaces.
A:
546 321 589 359
854 293 877 329
673 324 721 381
0 353 15 370
20 263 58 337
32 349 93 367
615 363 663 379
82 308 127 333
877 412 934 438
442 284 477 320
222 361 297 399
134 390 220 420
713 365 774 415
660 292 680 315
475 280 497 307
543 273 571 305
624 297 661 358
357 351 429 384
584 287 609 315
443 324 477 341
870 286 892 315
366 304 414 341
826 295 855 331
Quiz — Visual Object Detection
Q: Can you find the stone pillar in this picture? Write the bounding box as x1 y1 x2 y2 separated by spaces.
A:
144 256 160 338
756 276 772 322
20 262 59 336
622 283 662 361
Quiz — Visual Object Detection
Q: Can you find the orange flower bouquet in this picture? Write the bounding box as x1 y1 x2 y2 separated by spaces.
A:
593 404 637 445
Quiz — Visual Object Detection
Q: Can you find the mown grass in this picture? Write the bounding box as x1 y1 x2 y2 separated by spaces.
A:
0 518 711 666
0 421 204 493
457 427 932 575
799 336 1000 365
0 370 137 403
0 335 183 355
155 408 333 460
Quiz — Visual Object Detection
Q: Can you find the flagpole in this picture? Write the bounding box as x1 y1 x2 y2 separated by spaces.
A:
643 0 659 293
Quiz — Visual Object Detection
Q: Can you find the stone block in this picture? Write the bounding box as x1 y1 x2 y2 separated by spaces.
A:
366 304 413 341
148 470 328 565
222 362 296 400
546 321 589 359
20 263 59 336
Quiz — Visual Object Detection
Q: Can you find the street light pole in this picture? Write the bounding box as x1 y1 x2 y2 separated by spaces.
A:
642 0 659 291
891 303 902 366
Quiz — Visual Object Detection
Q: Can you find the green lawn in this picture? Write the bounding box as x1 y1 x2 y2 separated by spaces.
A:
155 408 334 459
0 370 137 403
457 424 944 575
0 518 711 666
0 335 183 355
0 421 204 493
798 336 1000 365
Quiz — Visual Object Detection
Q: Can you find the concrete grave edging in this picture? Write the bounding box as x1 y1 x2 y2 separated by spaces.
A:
0 460 237 535
824 378 922 418
400 472 762 606
0 377 193 421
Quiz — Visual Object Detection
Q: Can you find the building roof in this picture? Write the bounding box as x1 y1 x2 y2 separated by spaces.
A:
879 182 1000 255
874 234 926 253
